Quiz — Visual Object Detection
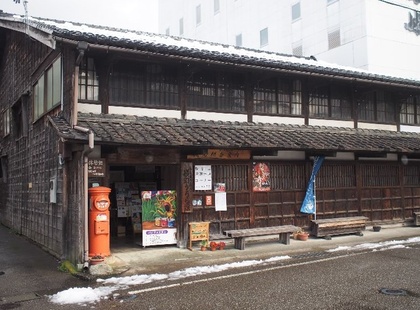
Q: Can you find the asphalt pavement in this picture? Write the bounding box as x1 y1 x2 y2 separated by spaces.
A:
1 221 420 308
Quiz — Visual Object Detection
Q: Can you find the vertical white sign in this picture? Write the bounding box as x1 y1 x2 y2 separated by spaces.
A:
194 165 212 190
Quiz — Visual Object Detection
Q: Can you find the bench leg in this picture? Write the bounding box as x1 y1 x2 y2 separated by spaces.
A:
234 237 245 250
279 232 291 245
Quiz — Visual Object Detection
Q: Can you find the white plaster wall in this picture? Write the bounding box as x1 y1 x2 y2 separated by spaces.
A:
309 119 354 128
253 115 305 125
357 122 397 131
400 125 420 133
186 111 248 122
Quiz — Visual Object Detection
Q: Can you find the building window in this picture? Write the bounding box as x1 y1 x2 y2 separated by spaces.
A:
260 27 268 47
110 62 179 108
2 109 10 137
253 78 302 116
328 28 341 49
214 0 220 14
34 56 61 120
235 33 242 47
187 71 245 113
196 4 202 26
179 18 184 36
358 90 395 123
218 74 245 112
292 2 301 21
309 84 351 119
79 57 99 102
309 86 329 117
400 95 420 124
187 71 217 110
254 79 277 114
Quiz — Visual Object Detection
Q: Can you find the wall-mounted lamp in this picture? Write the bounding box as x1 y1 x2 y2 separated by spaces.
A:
145 153 154 163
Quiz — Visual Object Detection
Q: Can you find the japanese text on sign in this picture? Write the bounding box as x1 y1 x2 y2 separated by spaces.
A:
194 165 212 190
88 159 106 177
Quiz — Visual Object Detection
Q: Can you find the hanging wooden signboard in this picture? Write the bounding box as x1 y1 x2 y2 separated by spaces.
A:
188 221 210 250
88 158 106 177
187 149 250 160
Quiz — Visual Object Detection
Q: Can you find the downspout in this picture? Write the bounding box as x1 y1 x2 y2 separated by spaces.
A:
73 41 93 267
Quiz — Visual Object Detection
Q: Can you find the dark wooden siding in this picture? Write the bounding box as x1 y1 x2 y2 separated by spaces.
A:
185 160 420 238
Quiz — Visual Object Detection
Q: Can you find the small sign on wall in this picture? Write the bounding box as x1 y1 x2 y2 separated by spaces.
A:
88 158 106 177
194 165 212 190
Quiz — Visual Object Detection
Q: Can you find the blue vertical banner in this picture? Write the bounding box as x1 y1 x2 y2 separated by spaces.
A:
300 156 325 215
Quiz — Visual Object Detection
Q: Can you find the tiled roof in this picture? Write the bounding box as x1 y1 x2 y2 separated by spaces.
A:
1 12 420 89
48 113 420 155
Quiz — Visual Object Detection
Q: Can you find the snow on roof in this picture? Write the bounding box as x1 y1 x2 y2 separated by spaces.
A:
2 12 420 85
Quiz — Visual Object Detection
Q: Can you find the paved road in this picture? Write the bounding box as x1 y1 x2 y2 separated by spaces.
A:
96 243 420 309
0 224 85 309
1 222 419 309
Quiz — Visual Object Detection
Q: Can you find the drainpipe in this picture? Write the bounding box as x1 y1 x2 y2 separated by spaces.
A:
73 41 94 267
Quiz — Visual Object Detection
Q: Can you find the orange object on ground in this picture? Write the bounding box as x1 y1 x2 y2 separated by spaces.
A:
88 186 112 257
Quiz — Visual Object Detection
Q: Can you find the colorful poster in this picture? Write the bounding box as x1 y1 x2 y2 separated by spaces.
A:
141 190 177 247
252 162 271 192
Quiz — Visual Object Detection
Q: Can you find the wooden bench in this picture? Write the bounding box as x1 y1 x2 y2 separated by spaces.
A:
414 212 420 226
311 216 368 239
224 225 299 250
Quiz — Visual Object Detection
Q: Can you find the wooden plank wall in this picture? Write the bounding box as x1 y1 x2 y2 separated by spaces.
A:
187 161 420 236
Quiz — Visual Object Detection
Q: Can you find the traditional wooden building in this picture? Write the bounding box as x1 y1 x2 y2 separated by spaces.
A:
1 12 420 264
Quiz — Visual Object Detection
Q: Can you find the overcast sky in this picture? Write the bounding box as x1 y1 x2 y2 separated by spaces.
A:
0 0 159 33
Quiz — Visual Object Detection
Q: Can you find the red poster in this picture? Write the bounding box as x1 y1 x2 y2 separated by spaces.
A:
253 163 271 192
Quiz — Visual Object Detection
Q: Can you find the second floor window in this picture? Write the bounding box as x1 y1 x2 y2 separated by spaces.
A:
34 56 61 120
357 90 395 123
254 78 302 116
400 95 420 125
187 70 245 113
110 62 179 108
79 57 99 101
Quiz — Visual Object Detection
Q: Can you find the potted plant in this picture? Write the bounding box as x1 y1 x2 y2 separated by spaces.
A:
89 255 104 265
209 241 218 251
296 230 309 241
200 240 208 251
218 241 226 250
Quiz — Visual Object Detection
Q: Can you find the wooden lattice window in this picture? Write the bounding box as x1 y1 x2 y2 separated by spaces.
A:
400 95 420 125
403 165 420 185
110 62 179 108
254 79 277 114
212 164 249 191
269 163 306 190
79 57 99 101
309 86 329 117
361 164 399 187
317 164 355 188
187 71 217 110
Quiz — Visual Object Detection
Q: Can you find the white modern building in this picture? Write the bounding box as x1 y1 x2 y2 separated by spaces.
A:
158 0 420 79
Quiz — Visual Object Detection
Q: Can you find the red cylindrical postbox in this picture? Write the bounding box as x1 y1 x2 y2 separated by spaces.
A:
88 186 112 257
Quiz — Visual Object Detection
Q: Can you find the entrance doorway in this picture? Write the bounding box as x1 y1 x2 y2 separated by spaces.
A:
108 164 178 249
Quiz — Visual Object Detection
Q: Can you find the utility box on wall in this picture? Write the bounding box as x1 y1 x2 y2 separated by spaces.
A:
50 175 57 203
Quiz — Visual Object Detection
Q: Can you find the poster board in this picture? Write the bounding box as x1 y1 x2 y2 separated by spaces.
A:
141 190 177 247
188 222 210 250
